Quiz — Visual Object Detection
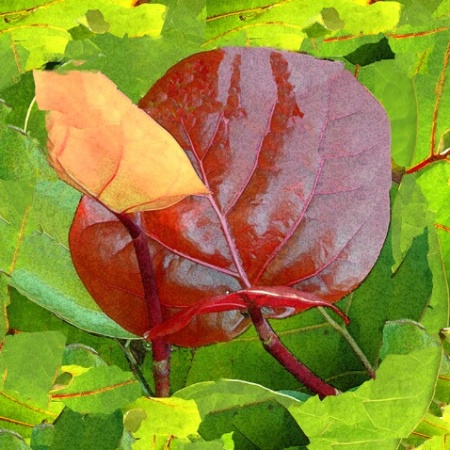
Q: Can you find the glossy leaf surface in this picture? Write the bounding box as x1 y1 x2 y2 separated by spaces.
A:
69 196 250 347
70 47 391 346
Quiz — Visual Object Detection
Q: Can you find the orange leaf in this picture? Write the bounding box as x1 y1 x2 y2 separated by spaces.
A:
33 70 209 213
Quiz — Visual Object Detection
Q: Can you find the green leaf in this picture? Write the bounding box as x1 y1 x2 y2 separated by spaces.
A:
181 222 432 392
407 397 450 447
415 434 450 449
0 331 66 408
324 0 401 35
30 423 54 450
49 407 123 450
301 33 383 61
0 73 46 146
289 347 441 449
418 164 450 226
175 379 300 414
395 320 450 449
51 366 141 414
357 59 418 168
396 0 443 27
205 1 316 50
124 395 201 448
84 10 110 34
0 102 50 181
199 399 306 450
0 99 48 276
380 320 439 359
420 224 450 334
390 174 434 271
64 0 205 103
117 429 136 450
0 0 166 84
76 4 167 38
434 0 450 19
10 232 135 339
321 7 344 32
0 37 29 93
0 390 62 439
344 37 395 66
8 179 135 339
62 344 107 369
6 290 131 372
175 380 307 450
0 176 33 275
205 1 401 50
0 274 10 339
0 430 31 450
390 31 450 166
177 433 235 450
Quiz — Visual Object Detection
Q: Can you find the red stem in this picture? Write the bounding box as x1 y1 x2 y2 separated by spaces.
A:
246 302 339 399
406 154 444 174
116 212 170 397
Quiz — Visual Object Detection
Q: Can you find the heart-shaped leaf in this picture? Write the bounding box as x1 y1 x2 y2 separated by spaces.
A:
33 70 208 213
70 47 391 346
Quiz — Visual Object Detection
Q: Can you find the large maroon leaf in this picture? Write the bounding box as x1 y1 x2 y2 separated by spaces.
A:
139 48 391 303
69 196 250 347
69 47 391 347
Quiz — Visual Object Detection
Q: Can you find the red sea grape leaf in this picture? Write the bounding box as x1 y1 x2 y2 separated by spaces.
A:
69 196 250 347
69 47 391 347
33 70 208 213
139 48 391 302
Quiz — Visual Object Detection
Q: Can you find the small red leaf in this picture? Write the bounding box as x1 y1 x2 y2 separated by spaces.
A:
145 296 248 341
242 287 350 324
146 286 348 341
70 48 390 346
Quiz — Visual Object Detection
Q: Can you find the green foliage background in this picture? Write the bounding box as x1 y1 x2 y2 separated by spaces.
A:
0 0 450 448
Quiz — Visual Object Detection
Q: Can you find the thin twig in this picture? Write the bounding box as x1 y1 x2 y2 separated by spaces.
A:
318 307 376 379
24 96 36 134
116 339 153 397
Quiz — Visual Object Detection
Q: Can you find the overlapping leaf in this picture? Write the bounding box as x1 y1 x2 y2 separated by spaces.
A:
0 0 166 90
173 378 306 447
172 219 433 391
1 0 450 448
0 331 65 438
48 408 124 450
70 47 391 346
51 365 141 414
0 331 66 408
204 1 401 50
34 70 208 213
0 93 135 338
290 347 441 449
124 395 202 449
